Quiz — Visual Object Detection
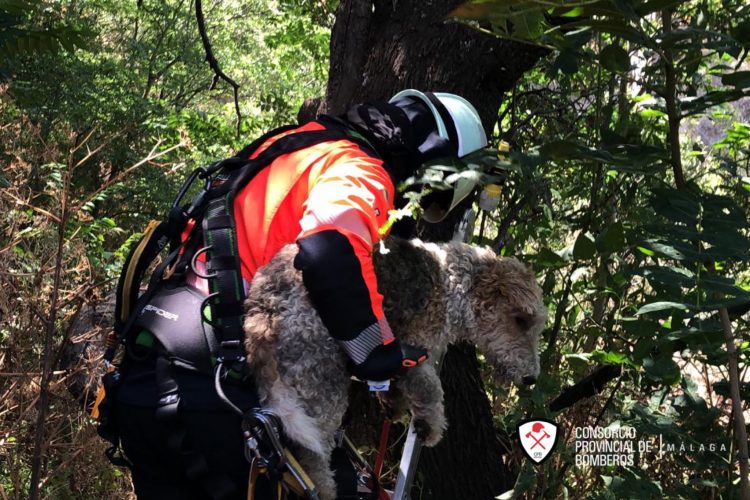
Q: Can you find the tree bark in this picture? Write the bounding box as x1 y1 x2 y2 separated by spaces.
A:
320 1 547 498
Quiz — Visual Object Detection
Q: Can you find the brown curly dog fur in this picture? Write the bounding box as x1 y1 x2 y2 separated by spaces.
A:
243 237 547 499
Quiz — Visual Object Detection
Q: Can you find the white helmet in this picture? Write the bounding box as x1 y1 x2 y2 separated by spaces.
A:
389 89 487 157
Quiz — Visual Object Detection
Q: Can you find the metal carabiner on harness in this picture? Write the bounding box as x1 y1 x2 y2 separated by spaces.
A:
243 411 288 469
242 410 320 500
171 165 215 220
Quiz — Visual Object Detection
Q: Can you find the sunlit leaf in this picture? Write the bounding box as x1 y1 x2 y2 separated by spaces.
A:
639 109 667 118
636 302 693 315
590 349 635 367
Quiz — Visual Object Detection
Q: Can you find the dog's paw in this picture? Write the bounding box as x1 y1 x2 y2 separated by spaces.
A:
413 415 445 447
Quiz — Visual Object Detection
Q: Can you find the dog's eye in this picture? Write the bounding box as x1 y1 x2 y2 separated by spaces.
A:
515 316 530 330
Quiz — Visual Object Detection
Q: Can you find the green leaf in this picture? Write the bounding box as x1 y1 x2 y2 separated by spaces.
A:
555 50 580 75
636 301 693 315
599 221 625 253
509 10 545 40
639 109 667 118
564 353 592 370
643 356 681 385
572 19 649 45
721 71 750 89
532 247 568 268
573 231 596 259
634 0 684 16
681 90 746 117
540 139 580 159
605 467 665 497
697 276 750 297
637 246 655 256
600 44 630 73
639 265 694 288
590 349 634 367
730 18 750 46
640 241 686 260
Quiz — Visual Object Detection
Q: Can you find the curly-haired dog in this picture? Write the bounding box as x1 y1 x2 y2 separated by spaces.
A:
243 237 547 499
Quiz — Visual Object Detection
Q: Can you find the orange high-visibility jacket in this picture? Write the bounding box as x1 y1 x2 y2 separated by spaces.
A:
233 121 396 358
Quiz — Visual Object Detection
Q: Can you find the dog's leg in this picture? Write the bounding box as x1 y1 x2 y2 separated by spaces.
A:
395 363 447 447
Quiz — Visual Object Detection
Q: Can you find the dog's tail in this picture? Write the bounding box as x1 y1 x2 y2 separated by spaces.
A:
264 378 326 457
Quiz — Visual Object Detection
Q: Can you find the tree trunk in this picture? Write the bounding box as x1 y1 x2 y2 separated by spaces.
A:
314 1 547 498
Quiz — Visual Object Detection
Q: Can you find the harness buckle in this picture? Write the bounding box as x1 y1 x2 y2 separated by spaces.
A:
190 246 216 279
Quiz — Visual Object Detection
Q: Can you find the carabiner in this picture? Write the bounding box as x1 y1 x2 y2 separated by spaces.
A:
171 167 204 213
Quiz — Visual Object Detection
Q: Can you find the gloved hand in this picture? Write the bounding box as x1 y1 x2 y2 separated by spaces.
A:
348 339 429 381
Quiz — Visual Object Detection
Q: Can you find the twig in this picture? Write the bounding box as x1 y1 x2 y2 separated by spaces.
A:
0 371 67 377
592 375 623 427
73 130 124 171
491 191 533 252
28 136 75 500
70 127 98 155
57 277 117 311
73 141 182 212
195 0 242 137
0 190 61 223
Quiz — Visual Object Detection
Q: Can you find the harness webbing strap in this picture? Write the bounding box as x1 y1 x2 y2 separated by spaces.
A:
154 354 240 500
114 220 169 333
203 197 245 364
201 128 378 368
235 124 298 160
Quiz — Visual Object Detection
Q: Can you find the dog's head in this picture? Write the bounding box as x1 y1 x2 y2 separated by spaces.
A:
465 251 547 387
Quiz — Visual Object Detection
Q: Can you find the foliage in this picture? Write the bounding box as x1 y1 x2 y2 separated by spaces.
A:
3 0 750 498
0 1 328 497
450 0 750 497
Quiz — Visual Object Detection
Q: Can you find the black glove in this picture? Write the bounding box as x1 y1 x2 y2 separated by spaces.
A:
348 339 429 381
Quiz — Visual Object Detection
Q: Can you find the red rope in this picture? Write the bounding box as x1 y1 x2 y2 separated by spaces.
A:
373 418 391 479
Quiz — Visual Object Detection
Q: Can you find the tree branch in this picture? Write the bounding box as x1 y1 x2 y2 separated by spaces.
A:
548 364 622 413
28 133 76 500
661 9 686 190
195 0 242 137
720 306 750 499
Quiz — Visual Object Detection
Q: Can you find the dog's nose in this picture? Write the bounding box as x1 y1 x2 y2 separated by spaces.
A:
522 376 537 386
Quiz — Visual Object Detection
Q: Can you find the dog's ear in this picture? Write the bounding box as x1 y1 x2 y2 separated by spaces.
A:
483 257 542 309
